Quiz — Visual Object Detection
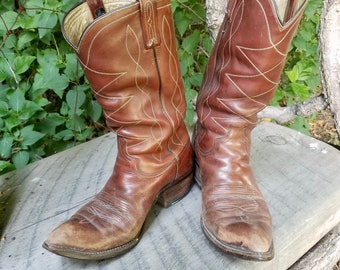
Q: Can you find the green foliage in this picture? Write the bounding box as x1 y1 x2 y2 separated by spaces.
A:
272 0 322 106
271 0 322 133
172 0 212 128
287 116 311 136
0 0 104 174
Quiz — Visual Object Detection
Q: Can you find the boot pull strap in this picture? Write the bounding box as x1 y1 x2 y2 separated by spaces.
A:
86 0 160 49
87 0 106 19
139 0 161 49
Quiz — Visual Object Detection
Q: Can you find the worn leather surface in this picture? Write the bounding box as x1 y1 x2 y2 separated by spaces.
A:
44 0 193 259
194 0 307 260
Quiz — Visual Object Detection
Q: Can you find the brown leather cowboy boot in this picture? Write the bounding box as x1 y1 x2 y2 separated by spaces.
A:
194 0 307 261
43 0 193 260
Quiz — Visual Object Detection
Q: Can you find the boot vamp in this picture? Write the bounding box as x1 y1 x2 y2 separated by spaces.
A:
45 182 147 252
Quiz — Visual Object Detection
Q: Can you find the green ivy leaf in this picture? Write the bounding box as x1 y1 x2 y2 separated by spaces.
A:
35 12 58 38
66 88 86 109
0 11 19 31
5 33 17 49
20 125 45 146
184 88 197 128
36 48 58 67
0 100 9 117
19 100 43 121
36 113 65 136
0 161 15 173
66 115 86 131
0 49 18 81
47 113 65 126
174 11 191 37
285 70 298 83
4 115 22 131
76 127 94 141
0 136 13 158
182 30 200 53
54 129 74 141
171 0 180 11
87 100 102 122
304 0 322 19
188 73 203 87
8 89 25 112
12 151 30 169
64 53 82 80
292 35 307 51
32 71 69 99
0 0 15 11
287 116 310 136
60 101 69 116
13 55 36 74
34 97 50 107
17 31 37 50
16 12 35 28
24 0 44 9
178 49 194 76
291 82 310 101
31 49 69 97
202 35 213 54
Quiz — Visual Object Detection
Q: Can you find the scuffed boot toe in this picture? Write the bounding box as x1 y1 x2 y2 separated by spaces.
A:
43 217 140 260
43 219 105 259
201 219 274 261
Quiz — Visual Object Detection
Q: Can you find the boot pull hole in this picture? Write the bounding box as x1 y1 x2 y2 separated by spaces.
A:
95 8 106 18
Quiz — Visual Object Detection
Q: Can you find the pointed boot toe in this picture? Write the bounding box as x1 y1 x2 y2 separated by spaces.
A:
202 219 274 261
43 220 90 258
43 221 82 253
43 205 142 260
43 219 129 260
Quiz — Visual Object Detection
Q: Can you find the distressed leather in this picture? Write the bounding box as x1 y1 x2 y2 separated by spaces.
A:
194 0 307 261
43 0 193 260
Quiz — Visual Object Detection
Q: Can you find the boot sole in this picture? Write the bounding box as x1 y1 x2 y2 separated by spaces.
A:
42 234 141 260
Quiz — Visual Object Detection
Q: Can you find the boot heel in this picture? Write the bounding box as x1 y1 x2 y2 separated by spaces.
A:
157 173 193 208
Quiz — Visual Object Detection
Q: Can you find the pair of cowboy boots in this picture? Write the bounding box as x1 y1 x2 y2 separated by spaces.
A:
43 0 307 261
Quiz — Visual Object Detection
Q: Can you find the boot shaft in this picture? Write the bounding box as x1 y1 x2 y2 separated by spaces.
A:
197 0 307 130
62 0 188 157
